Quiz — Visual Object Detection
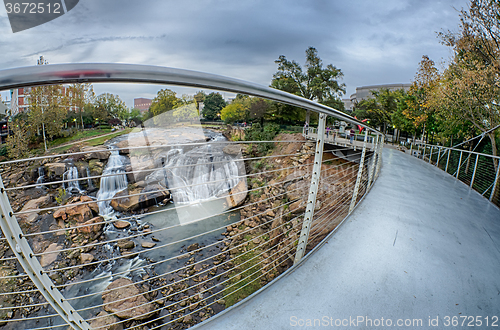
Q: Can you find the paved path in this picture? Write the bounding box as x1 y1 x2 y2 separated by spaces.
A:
195 148 500 330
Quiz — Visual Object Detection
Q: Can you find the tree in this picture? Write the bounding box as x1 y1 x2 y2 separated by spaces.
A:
271 46 346 107
27 84 68 149
221 103 247 124
194 91 207 111
438 57 500 155
67 83 95 130
149 89 180 118
6 116 30 159
202 92 226 120
401 56 441 142
248 98 271 126
94 93 127 122
353 88 404 133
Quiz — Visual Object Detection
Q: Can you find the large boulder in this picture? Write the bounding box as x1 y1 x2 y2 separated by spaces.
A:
223 144 243 155
53 196 99 223
80 196 99 214
45 163 67 177
102 278 154 320
78 216 104 234
139 184 170 208
65 203 93 223
89 159 105 177
40 243 62 267
89 311 123 330
17 196 53 223
115 140 130 155
224 179 247 208
110 189 141 212
81 146 111 161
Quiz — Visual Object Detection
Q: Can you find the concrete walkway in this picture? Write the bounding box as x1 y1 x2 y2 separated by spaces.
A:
195 148 500 330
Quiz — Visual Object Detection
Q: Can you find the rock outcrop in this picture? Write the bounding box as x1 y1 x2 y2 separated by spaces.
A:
102 278 154 320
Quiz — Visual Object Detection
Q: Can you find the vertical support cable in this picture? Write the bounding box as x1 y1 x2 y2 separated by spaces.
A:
490 162 500 202
375 134 383 178
470 154 479 188
456 151 463 178
349 129 369 213
293 114 326 265
367 134 378 188
445 148 451 173
0 176 90 330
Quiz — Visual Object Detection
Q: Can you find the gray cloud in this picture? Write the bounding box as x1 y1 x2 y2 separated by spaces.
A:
0 0 468 106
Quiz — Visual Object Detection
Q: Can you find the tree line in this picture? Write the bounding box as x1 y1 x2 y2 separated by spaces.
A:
352 0 500 161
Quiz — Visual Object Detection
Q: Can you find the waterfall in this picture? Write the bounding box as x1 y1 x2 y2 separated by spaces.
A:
63 166 82 194
155 138 241 204
97 150 128 217
36 167 45 189
86 167 94 190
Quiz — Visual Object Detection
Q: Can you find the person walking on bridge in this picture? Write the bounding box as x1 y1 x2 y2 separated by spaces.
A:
349 128 355 144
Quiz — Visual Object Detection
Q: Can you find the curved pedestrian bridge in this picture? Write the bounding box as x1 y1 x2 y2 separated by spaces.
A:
0 64 498 330
194 147 500 329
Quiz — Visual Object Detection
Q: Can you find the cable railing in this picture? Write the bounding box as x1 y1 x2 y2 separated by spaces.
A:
407 142 500 207
0 63 383 329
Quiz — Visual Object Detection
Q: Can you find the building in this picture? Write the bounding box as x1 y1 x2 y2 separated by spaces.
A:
134 98 152 113
10 85 78 117
10 87 31 116
344 83 411 110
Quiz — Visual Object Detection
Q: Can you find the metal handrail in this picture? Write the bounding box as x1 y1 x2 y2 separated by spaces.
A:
411 142 500 205
0 63 380 134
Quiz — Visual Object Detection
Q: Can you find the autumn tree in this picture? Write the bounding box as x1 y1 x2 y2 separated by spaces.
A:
67 83 95 129
27 84 68 150
149 89 181 118
6 116 31 159
221 103 246 124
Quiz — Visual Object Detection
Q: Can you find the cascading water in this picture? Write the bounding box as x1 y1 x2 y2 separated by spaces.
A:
36 167 45 189
86 167 94 190
63 166 82 194
97 149 128 217
149 141 240 204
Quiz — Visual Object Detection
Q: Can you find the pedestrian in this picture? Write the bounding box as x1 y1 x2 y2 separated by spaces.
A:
326 126 330 139
304 122 309 134
350 127 355 144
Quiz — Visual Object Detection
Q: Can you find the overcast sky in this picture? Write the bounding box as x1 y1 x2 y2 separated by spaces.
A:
0 0 469 108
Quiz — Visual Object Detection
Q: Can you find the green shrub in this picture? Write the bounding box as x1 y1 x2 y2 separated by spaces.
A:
245 123 280 153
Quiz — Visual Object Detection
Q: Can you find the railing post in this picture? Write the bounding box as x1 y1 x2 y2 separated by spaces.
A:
367 134 379 188
294 114 326 264
436 147 441 167
445 148 451 173
422 144 426 160
375 134 383 178
0 176 90 330
470 154 479 188
429 146 433 163
349 129 369 213
409 143 413 156
490 162 500 202
456 151 463 178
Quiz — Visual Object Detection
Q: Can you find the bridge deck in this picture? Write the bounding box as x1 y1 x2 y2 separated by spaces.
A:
195 148 500 329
